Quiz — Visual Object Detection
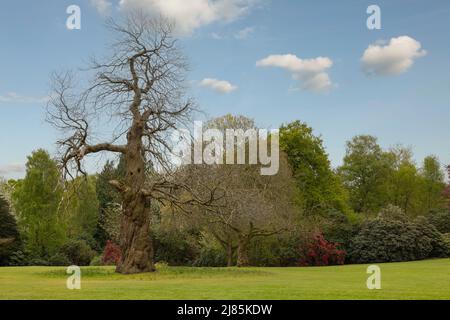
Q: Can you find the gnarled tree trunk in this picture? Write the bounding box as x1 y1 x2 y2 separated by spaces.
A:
116 199 154 274
116 121 155 274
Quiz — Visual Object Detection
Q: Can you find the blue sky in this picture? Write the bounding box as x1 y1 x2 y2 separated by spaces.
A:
1 0 450 178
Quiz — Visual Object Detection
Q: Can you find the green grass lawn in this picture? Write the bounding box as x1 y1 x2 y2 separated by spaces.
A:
1 259 450 300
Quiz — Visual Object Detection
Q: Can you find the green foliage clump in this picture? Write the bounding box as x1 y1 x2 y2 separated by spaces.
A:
280 120 349 215
348 206 448 263
414 216 449 258
427 210 450 234
339 138 446 216
247 234 302 267
0 196 21 266
441 234 450 256
154 228 199 266
320 209 362 251
7 250 27 266
57 239 96 266
49 253 71 266
248 236 282 267
193 234 227 267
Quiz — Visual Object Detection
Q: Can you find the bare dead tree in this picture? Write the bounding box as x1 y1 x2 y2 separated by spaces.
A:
47 13 219 274
178 115 297 267
214 162 296 267
182 158 296 267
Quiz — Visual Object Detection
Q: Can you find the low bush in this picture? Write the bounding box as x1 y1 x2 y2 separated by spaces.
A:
58 239 96 266
248 236 281 267
247 234 300 267
415 216 449 258
49 253 71 266
28 258 50 266
348 206 449 263
153 228 199 266
7 250 27 266
321 209 361 251
427 210 450 234
194 244 227 267
275 235 302 267
441 233 450 255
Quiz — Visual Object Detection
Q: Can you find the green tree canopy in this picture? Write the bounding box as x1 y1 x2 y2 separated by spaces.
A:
338 135 392 213
12 149 64 259
419 156 446 213
280 120 349 215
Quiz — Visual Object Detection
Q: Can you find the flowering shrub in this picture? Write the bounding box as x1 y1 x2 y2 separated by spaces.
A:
298 232 346 266
102 240 122 266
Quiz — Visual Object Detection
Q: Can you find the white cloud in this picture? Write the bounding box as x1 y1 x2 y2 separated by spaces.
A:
0 163 25 176
119 0 258 35
200 78 238 93
256 54 334 92
235 26 254 39
361 36 427 76
211 32 223 40
0 92 48 104
90 0 112 16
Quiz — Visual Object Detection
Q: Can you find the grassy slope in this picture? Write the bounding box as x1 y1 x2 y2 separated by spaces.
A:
1 259 450 300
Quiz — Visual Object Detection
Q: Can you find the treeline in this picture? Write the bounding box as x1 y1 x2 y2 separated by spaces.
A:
1 115 450 267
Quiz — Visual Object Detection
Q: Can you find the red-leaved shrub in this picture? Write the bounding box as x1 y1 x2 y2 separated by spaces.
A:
102 240 122 266
298 232 346 266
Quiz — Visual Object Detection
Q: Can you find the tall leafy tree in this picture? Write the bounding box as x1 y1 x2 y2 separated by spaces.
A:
280 121 349 215
385 151 446 216
12 149 64 259
338 135 392 213
420 156 446 213
388 162 420 215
